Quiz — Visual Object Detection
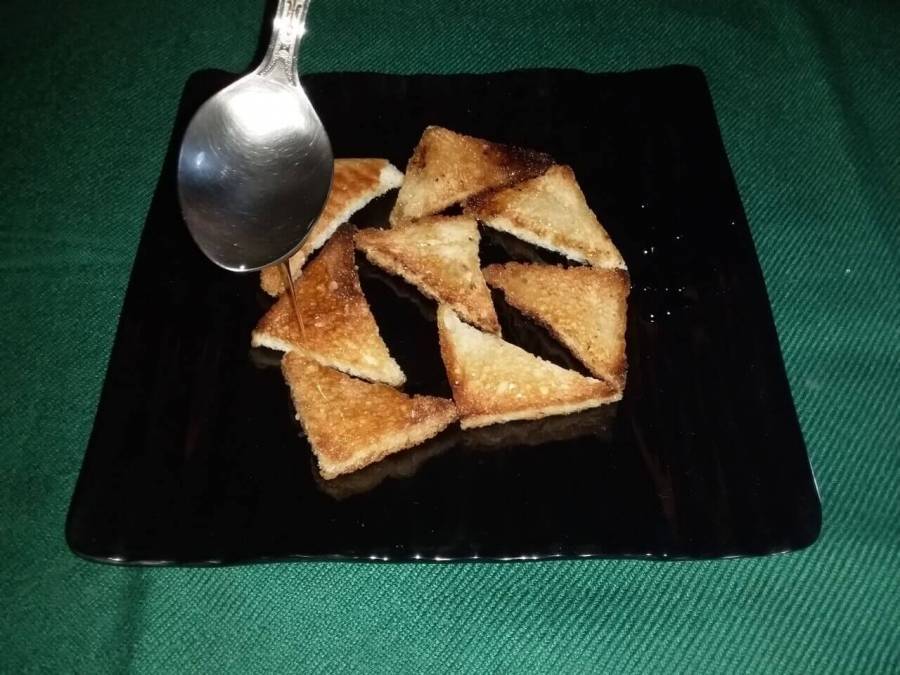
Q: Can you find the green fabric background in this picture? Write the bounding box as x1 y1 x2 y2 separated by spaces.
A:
1 0 898 671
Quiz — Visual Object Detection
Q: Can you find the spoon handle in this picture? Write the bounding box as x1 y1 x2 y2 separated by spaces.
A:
256 0 312 85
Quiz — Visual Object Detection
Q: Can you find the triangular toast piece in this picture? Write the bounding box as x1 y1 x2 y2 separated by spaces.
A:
436 306 620 429
483 263 629 390
355 215 500 333
252 225 405 386
389 126 551 225
261 158 403 295
465 165 626 269
282 353 457 479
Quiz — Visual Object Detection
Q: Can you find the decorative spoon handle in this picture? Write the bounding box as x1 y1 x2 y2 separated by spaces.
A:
257 0 312 85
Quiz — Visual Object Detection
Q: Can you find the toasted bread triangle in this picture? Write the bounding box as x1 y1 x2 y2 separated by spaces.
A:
355 215 500 333
465 165 626 269
484 263 629 390
389 126 551 225
282 353 457 479
252 225 405 386
436 306 620 429
260 158 404 296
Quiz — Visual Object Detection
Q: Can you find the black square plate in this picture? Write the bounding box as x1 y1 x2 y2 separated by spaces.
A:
66 67 821 564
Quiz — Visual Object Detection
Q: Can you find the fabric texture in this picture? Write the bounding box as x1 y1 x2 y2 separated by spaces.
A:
1 0 898 671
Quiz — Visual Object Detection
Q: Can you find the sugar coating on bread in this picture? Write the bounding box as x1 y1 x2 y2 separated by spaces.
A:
261 159 403 296
389 126 551 225
484 262 629 390
436 306 620 429
252 225 405 386
355 215 500 333
466 165 626 269
281 353 457 479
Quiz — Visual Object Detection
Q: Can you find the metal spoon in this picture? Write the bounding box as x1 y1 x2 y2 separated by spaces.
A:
177 0 333 273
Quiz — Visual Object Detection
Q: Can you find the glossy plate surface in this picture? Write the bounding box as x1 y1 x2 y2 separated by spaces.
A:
66 68 821 564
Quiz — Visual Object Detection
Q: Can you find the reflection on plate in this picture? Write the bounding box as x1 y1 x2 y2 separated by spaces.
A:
249 346 284 370
462 404 617 452
312 429 459 500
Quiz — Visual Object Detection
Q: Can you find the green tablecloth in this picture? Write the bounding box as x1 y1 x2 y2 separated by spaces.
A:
2 0 898 671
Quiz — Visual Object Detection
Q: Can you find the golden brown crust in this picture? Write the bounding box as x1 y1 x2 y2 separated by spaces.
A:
252 225 405 386
281 353 458 479
389 126 552 225
354 215 500 333
483 262 629 390
436 306 620 429
465 165 626 269
260 159 404 295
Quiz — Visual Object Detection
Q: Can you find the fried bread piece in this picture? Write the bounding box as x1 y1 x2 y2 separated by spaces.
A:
281 353 457 479
465 165 626 269
252 225 405 386
261 158 403 295
483 262 629 390
355 215 500 333
389 126 551 225
436 306 620 429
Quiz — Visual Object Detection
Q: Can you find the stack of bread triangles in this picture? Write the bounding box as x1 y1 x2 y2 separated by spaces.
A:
251 128 629 481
